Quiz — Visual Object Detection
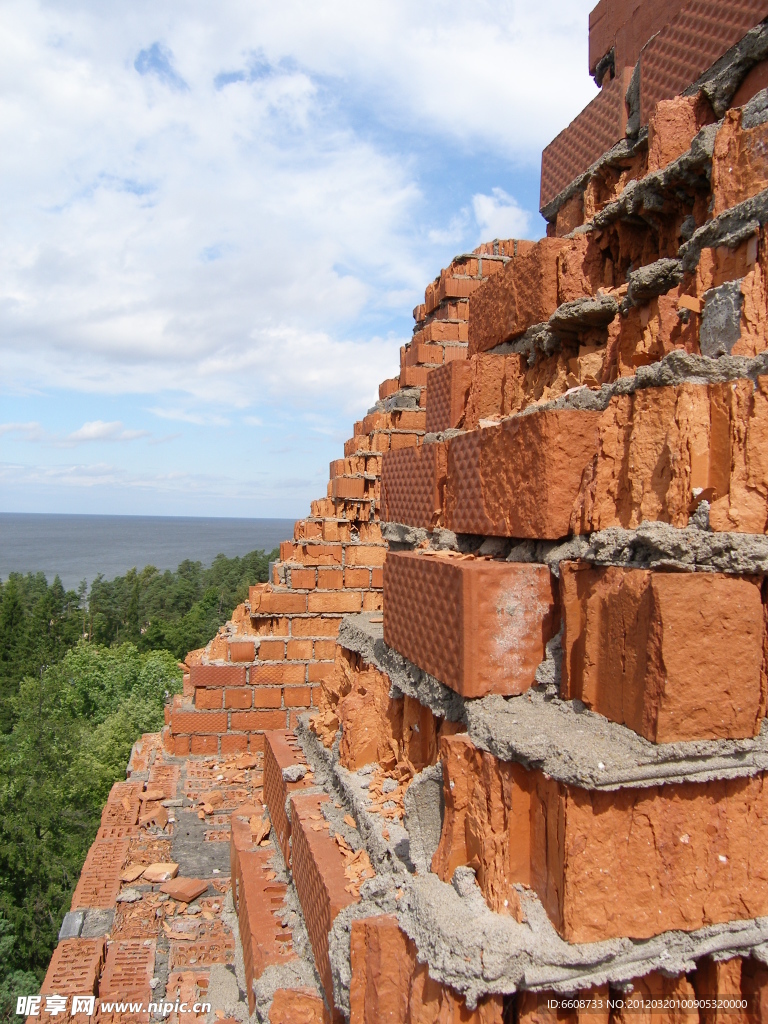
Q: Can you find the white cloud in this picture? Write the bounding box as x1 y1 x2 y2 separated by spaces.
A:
472 188 531 243
66 420 148 443
0 0 596 409
0 419 148 446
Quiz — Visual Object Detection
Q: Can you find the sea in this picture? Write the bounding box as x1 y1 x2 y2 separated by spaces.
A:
0 513 296 591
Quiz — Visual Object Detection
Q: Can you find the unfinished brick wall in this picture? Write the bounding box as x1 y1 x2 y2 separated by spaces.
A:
41 3 768 1020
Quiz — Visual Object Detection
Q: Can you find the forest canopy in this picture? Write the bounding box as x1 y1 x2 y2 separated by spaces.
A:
0 547 275 1011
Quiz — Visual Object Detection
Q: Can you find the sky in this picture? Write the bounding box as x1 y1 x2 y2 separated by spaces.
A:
0 0 598 519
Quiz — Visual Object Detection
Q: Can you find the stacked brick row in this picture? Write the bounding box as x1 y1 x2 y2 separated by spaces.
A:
163 249 514 758
305 13 768 1020
541 0 768 216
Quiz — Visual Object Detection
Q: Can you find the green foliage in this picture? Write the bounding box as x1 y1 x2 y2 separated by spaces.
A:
0 547 275 998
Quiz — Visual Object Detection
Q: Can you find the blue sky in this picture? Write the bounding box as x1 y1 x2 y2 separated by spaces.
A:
0 0 598 518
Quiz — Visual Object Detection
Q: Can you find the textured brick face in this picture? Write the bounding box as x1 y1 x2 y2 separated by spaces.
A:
425 361 472 433
639 0 768 124
380 443 448 528
444 409 601 538
190 663 247 688
560 562 765 742
383 552 558 698
468 239 568 352
99 938 156 1000
539 75 628 211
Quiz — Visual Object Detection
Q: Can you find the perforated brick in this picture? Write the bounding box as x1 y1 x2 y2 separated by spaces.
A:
70 838 130 909
263 730 311 867
384 552 558 698
40 937 105 996
100 780 143 827
290 793 358 1009
231 820 296 1012
100 938 156 1001
380 443 447 528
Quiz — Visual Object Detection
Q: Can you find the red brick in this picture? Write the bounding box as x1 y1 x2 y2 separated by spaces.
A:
371 568 383 589
384 552 558 698
297 544 343 567
230 828 296 1012
228 640 256 662
71 838 130 909
173 735 190 756
40 937 105 996
287 639 313 660
308 662 334 682
343 567 370 588
269 990 328 1024
195 687 223 709
290 792 359 1008
425 360 473 433
259 640 285 661
252 663 306 685
389 431 421 450
560 563 764 742
249 734 265 753
639 0 768 124
221 734 248 753
344 545 387 567
405 342 443 366
362 591 382 612
444 409 601 538
100 938 156 1001
171 710 227 735
349 916 503 1024
399 365 430 388
317 568 343 590
332 477 366 500
253 687 283 709
313 639 337 660
381 443 447 529
231 710 287 730
225 688 253 709
379 376 400 400
190 664 246 688
284 686 312 707
435 733 768 944
251 591 307 615
190 735 218 754
290 568 317 590
292 617 341 638
308 591 363 613
263 730 312 866
712 109 768 216
468 238 568 352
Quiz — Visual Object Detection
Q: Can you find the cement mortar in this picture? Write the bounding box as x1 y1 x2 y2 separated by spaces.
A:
687 25 768 117
295 696 768 1012
338 614 768 791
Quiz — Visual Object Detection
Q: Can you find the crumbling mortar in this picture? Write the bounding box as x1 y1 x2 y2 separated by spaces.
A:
337 614 768 791
295 675 768 1011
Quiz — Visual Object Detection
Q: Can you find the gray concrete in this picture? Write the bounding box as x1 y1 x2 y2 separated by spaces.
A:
403 763 444 875
57 910 83 940
627 258 683 306
700 280 744 357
